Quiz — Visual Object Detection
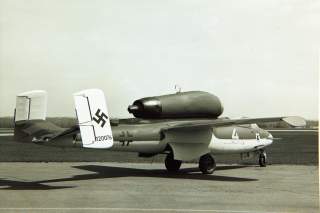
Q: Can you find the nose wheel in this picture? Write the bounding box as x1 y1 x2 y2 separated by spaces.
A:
199 153 216 174
258 150 267 167
165 152 182 172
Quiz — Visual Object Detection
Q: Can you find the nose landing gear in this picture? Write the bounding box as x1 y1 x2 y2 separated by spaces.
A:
199 153 216 174
258 150 267 167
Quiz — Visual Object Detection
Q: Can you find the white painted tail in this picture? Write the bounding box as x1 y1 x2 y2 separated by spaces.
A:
73 89 113 149
15 90 47 122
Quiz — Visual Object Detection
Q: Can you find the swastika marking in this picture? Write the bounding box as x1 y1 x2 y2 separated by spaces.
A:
92 109 108 127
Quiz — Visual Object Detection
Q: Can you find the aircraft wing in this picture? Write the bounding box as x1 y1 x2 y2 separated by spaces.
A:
162 116 306 131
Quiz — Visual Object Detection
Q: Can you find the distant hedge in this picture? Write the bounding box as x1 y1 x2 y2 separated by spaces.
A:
0 117 317 129
0 117 14 128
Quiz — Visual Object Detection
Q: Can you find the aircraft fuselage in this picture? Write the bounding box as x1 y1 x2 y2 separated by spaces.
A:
88 118 273 156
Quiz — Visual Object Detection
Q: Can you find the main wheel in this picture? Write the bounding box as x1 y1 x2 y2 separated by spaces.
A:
199 154 216 174
165 153 182 172
259 151 267 167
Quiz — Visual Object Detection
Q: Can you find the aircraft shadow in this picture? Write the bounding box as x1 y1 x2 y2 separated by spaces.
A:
0 165 257 190
43 165 258 183
0 178 75 190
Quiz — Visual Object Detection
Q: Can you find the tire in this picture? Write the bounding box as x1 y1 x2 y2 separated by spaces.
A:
259 152 267 167
165 153 182 172
199 154 216 174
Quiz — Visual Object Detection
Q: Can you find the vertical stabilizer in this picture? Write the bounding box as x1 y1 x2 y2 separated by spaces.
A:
14 90 48 142
15 90 47 122
73 89 113 149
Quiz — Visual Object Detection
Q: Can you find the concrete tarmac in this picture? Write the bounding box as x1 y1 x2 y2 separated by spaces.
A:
0 163 318 213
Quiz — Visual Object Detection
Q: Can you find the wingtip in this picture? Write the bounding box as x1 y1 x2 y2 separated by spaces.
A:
282 116 307 127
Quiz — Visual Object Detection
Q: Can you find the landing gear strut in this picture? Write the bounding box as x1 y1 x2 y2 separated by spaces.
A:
258 150 267 167
199 153 216 174
165 152 182 172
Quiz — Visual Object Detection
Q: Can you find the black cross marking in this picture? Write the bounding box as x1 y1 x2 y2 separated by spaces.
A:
92 109 108 128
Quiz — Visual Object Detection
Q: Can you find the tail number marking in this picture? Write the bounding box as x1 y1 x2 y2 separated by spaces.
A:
95 135 113 141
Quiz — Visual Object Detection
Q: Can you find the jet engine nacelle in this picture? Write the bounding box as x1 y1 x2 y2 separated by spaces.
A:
128 91 223 119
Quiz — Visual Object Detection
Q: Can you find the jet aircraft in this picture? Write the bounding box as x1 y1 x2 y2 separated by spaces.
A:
13 89 306 174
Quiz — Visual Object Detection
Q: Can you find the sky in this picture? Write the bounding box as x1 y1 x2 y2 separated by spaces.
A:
0 0 319 119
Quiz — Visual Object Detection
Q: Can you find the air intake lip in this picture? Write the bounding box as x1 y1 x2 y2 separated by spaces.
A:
128 105 139 113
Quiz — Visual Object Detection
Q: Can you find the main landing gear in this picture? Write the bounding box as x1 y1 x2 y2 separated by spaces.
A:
165 152 182 172
199 153 216 174
164 152 216 174
258 150 267 167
